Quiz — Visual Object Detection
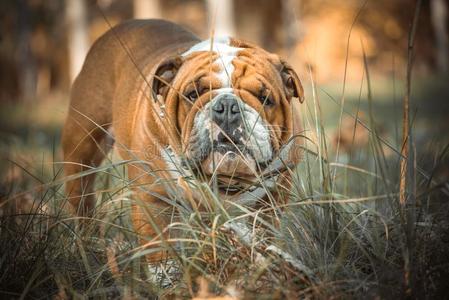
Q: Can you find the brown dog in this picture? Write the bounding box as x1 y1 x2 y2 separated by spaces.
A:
62 19 305 261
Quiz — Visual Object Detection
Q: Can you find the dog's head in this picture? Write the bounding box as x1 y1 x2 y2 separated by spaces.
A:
151 37 304 178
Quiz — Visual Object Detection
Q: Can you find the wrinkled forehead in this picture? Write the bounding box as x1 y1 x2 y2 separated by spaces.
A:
181 37 241 88
181 37 279 87
182 36 242 57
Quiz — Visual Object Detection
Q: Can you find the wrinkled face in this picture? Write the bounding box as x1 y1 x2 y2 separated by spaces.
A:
152 37 304 178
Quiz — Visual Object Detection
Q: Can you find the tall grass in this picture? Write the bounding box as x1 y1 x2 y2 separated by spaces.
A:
2 2 449 299
2 72 449 299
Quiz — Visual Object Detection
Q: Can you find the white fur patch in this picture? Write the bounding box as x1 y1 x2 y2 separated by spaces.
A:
161 147 191 180
240 104 272 162
182 37 242 88
191 95 272 164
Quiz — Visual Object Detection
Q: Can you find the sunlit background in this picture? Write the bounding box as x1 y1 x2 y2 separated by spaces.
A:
0 0 448 193
1 2 449 298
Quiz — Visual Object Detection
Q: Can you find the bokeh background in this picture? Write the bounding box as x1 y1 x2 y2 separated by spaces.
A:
0 0 448 184
1 2 449 298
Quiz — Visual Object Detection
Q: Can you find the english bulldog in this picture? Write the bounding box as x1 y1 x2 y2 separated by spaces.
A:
62 19 305 261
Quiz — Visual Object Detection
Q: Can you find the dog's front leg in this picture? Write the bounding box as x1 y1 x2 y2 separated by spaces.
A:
128 164 177 265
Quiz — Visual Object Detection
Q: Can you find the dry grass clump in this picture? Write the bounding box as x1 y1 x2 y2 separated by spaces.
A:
1 84 448 298
2 2 449 298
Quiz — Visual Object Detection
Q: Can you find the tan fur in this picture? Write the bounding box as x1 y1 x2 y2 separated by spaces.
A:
62 19 305 263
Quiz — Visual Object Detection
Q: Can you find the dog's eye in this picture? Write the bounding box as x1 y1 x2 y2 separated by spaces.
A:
185 87 210 102
258 93 274 106
286 76 294 89
185 90 199 102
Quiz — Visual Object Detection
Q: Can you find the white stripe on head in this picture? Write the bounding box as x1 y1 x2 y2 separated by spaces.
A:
182 37 242 88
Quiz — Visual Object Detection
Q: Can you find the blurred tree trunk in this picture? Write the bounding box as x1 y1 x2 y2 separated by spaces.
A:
66 0 89 83
206 0 235 37
133 0 162 19
17 0 36 102
282 0 302 52
430 0 448 73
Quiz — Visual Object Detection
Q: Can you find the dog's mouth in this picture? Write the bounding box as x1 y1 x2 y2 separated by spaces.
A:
184 128 273 176
180 139 283 196
201 141 271 177
184 102 274 182
212 141 247 155
205 144 260 195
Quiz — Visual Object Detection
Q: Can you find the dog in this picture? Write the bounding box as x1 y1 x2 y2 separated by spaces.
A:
62 19 305 262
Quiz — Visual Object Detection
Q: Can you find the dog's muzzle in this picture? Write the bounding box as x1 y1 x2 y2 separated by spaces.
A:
210 93 249 154
186 91 273 176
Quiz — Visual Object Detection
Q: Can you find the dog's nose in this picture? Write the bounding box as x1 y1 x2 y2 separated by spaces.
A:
211 94 241 126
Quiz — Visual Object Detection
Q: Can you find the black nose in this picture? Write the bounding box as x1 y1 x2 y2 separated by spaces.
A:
211 94 241 127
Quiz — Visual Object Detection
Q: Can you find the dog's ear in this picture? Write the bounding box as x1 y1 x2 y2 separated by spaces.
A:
280 60 304 103
151 56 183 101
